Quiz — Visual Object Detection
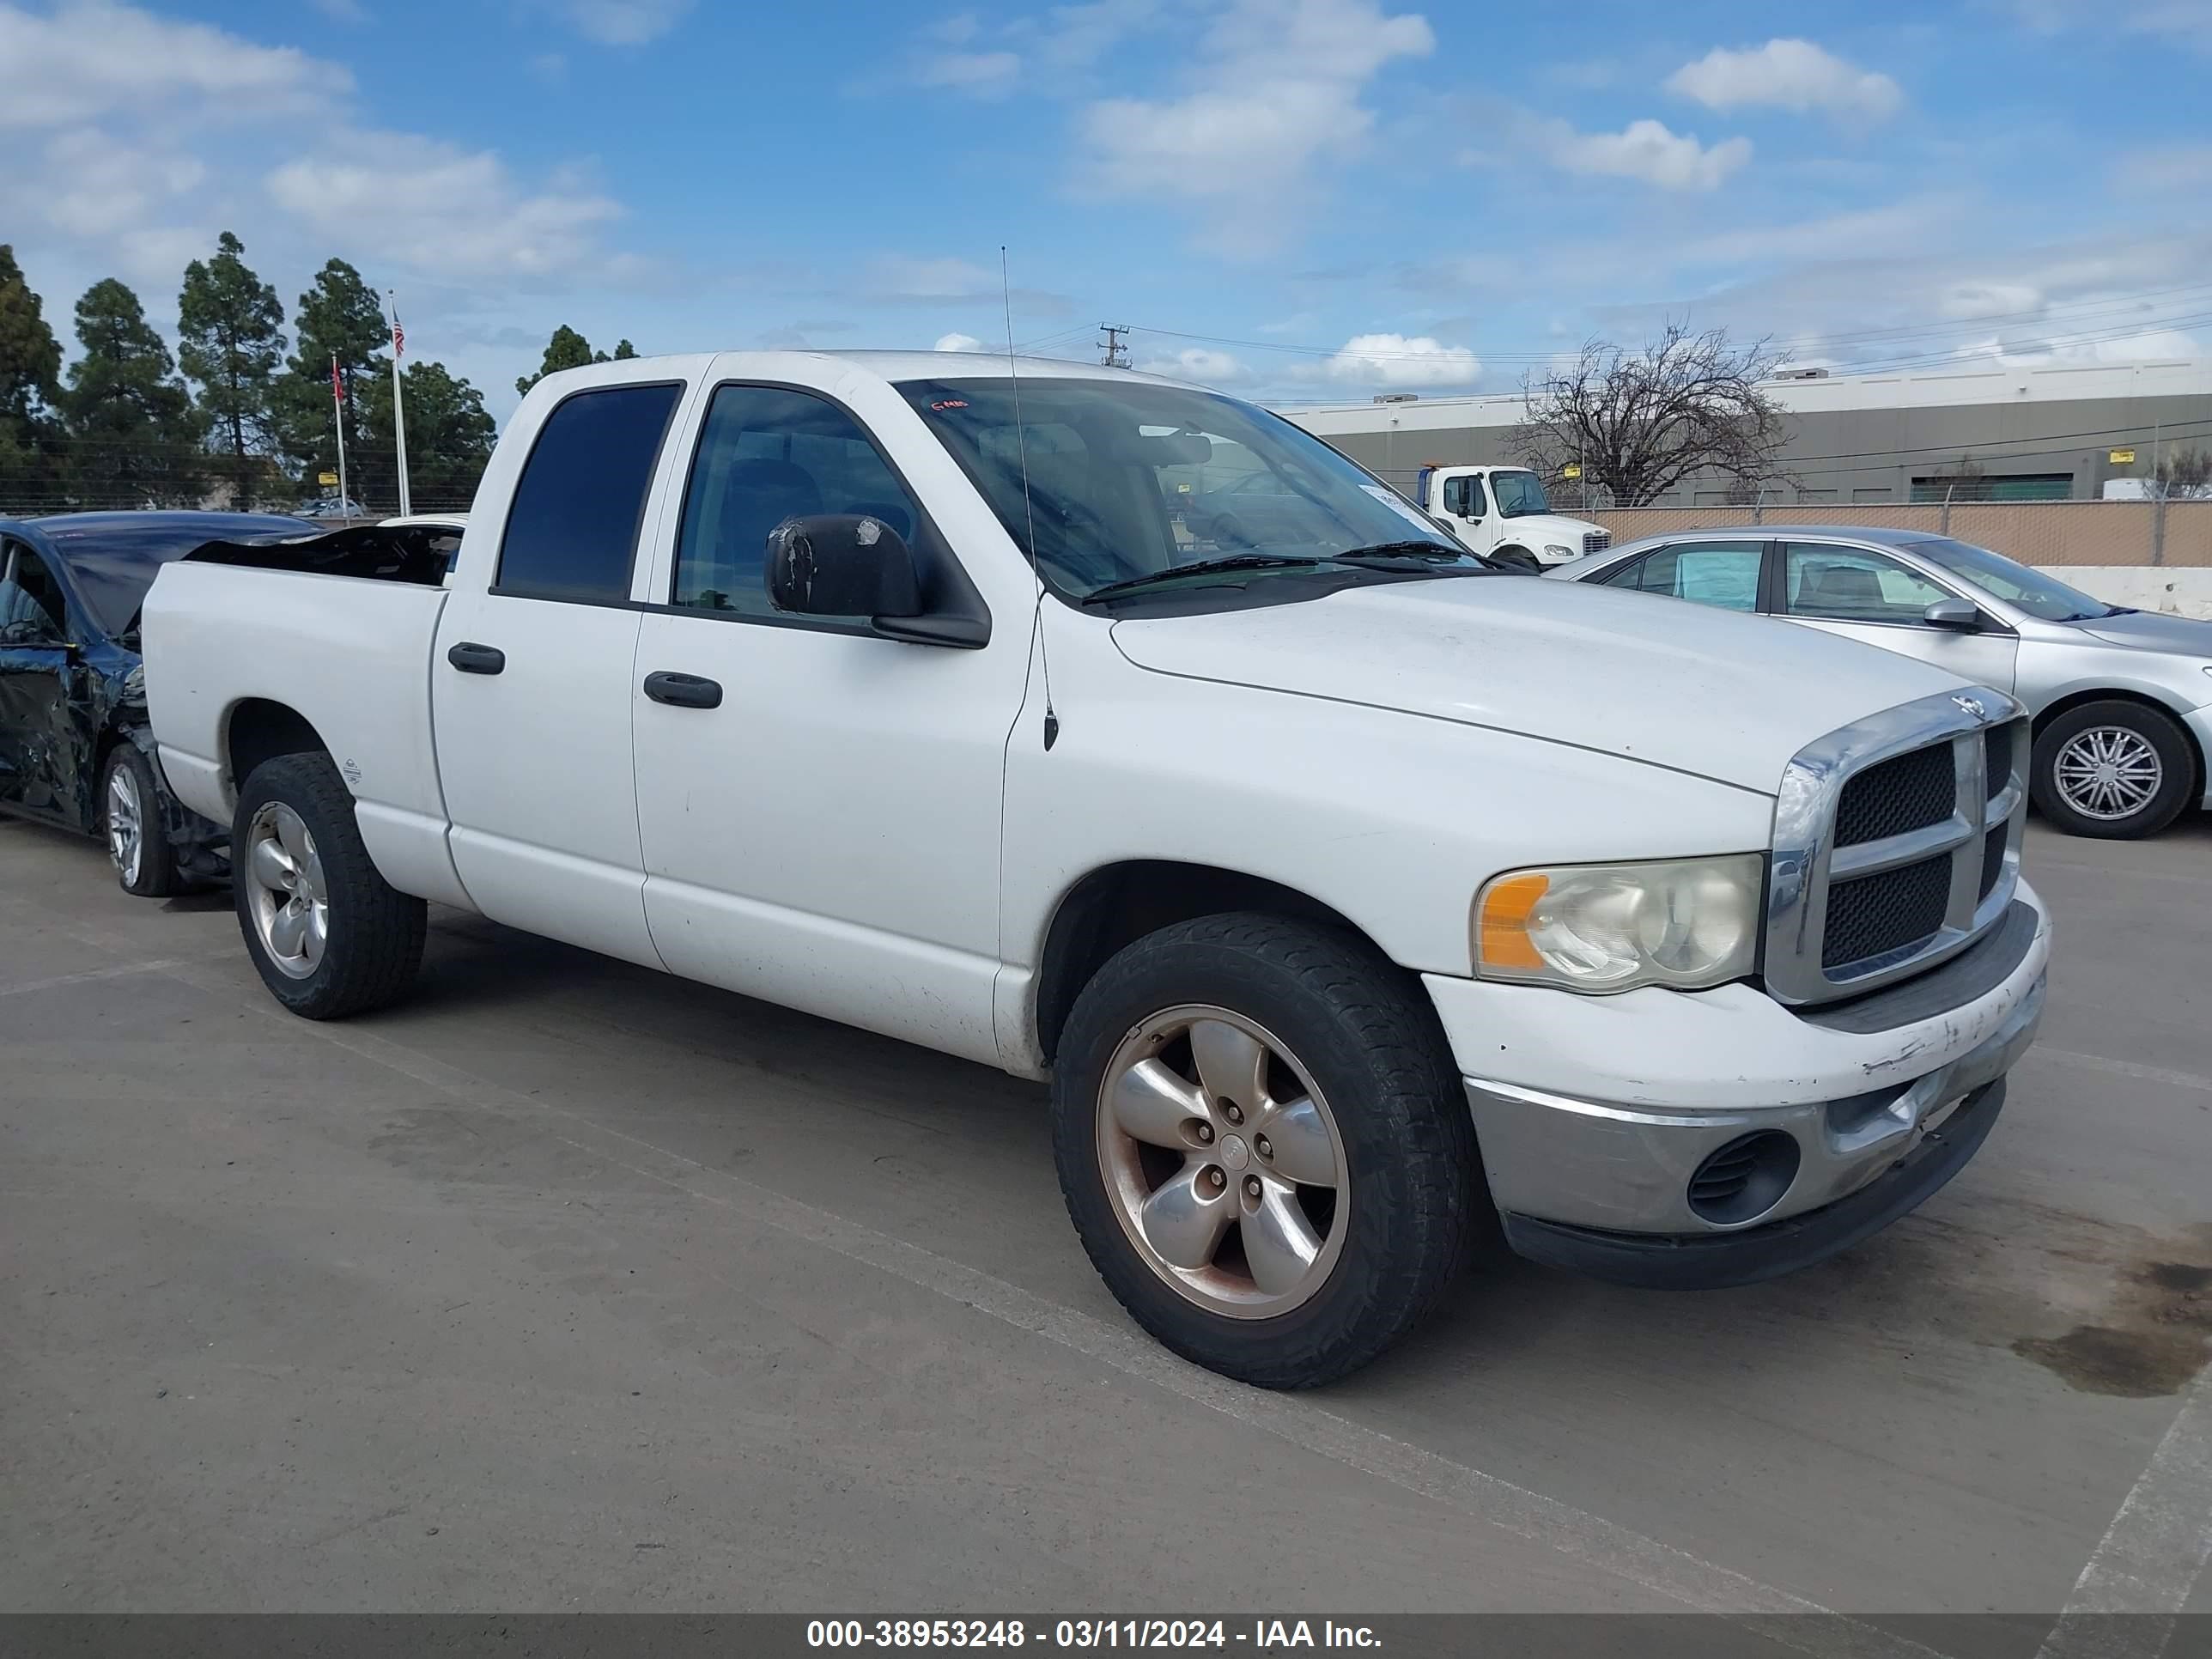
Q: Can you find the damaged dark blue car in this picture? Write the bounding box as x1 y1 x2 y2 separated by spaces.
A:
0 511 311 895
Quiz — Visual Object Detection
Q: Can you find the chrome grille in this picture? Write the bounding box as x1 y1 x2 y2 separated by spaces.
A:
1583 530 1611 556
1765 689 2027 1006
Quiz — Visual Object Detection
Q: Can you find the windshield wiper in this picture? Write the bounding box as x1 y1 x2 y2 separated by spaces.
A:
1333 540 1467 562
1081 554 1324 604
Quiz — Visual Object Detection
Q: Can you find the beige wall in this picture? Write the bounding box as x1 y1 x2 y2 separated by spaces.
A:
1585 502 2212 568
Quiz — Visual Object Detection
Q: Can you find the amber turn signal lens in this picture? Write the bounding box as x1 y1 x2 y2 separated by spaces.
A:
1478 872 1550 970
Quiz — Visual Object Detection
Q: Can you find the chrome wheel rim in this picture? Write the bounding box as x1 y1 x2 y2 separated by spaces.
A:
245 804 328 979
2054 726 2162 821
1096 1005 1348 1320
106 765 143 886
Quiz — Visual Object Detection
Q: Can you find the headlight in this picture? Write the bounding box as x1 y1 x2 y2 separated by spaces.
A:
1543 544 1574 562
1474 854 1765 993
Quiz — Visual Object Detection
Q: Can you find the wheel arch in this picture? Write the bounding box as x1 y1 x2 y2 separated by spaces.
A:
2032 687 2204 801
1031 859 1394 1066
224 698 332 796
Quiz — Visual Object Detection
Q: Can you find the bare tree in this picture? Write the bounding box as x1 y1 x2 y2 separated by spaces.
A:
1923 453 1989 502
2144 446 2212 501
1512 325 1792 507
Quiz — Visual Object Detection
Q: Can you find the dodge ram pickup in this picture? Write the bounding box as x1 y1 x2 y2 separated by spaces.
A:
144 351 2051 1388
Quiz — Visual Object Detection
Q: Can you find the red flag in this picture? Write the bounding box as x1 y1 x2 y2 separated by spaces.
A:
330 355 343 403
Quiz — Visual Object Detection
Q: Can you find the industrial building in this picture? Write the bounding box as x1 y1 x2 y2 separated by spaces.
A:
1279 357 2212 506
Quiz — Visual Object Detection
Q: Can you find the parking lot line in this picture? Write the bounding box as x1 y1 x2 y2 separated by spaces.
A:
2033 1361 2212 1659
5 895 1948 1651
2033 1048 2212 1097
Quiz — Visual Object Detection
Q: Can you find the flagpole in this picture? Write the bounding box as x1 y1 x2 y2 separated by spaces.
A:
387 291 411 516
331 354 351 519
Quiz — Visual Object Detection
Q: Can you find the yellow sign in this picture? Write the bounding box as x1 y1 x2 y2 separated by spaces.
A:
318 471 339 486
2109 448 2136 465
1562 463 1582 479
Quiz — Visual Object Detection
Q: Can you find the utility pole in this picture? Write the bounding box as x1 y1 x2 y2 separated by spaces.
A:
1098 324 1131 368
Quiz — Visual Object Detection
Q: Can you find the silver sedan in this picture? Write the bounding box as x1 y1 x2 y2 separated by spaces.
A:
1551 525 2212 838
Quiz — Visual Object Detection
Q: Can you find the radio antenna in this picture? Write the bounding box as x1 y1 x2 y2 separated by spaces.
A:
1000 246 1039 573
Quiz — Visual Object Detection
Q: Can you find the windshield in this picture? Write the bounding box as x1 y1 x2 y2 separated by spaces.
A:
1491 470 1552 518
32 512 313 638
1904 538 2118 623
899 378 1467 600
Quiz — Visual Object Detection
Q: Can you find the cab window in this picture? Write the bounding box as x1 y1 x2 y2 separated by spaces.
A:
0 541 69 643
1784 544 1952 624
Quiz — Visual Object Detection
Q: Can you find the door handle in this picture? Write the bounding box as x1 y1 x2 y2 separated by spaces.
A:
643 671 723 709
447 641 505 675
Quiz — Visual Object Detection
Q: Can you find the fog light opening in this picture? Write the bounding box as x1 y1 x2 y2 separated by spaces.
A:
1686 1130 1801 1225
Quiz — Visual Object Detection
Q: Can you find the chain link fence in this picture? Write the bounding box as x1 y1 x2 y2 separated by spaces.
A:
1583 500 2212 568
0 441 482 521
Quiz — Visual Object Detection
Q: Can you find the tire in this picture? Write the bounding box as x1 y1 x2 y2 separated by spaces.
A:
1492 545 1540 573
232 751 426 1018
100 744 183 898
2030 700 2196 840
1052 912 1477 1389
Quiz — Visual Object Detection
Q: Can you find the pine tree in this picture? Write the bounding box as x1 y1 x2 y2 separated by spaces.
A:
177 231 286 509
514 324 600 396
356 361 498 510
0 245 66 512
274 258 389 495
62 278 208 507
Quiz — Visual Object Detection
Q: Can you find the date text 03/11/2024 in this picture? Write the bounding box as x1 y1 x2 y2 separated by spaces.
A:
804 1620 1382 1649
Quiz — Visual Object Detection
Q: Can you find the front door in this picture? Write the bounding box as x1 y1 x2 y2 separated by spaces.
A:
1777 542 2020 693
0 539 84 823
1436 471 1497 554
429 376 688 966
629 381 1026 1066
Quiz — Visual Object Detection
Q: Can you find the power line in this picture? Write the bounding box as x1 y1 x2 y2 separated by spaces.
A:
1097 324 1132 368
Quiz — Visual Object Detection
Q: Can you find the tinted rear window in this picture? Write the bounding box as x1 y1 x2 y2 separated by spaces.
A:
495 383 682 601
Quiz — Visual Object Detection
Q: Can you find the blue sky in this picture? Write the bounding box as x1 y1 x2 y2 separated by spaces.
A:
4 0 2210 417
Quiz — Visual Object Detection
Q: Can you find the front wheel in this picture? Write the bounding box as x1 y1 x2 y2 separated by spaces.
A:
233 751 426 1018
2031 701 2196 839
101 744 183 897
1492 545 1541 573
1052 913 1477 1389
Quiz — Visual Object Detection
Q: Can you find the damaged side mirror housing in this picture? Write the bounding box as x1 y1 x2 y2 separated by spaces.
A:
766 513 924 623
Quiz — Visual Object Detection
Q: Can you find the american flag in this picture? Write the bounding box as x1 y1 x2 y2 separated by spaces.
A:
330 355 343 402
391 309 404 359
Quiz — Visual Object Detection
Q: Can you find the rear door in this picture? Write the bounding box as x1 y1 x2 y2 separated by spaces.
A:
1590 538 1769 614
1777 541 2019 692
430 375 689 966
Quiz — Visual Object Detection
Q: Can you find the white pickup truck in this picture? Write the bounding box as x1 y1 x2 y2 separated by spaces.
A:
145 352 2050 1388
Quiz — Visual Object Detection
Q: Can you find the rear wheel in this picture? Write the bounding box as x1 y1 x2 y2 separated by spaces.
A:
101 745 183 898
2031 700 2195 839
1052 913 1476 1389
234 751 426 1018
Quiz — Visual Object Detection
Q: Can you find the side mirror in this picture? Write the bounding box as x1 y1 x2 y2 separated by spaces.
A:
766 514 922 621
1923 597 1981 631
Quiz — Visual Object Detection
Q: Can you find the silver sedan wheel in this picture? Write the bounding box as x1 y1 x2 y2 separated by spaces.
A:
1096 1004 1349 1320
105 763 143 886
2054 726 2163 821
244 803 329 979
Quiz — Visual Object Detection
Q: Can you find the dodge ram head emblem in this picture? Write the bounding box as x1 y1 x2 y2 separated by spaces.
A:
1953 695 1985 718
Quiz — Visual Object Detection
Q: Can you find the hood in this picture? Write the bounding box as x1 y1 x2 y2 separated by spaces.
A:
1499 514 1601 545
1109 576 1976 795
2071 609 2212 655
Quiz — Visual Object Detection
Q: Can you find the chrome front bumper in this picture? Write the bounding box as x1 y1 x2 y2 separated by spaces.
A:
1465 968 2043 1254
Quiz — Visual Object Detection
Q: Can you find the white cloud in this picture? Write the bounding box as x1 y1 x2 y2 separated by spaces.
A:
562 0 691 44
1667 40 1902 120
35 128 204 239
0 1 336 128
934 331 986 352
1543 119 1751 191
266 131 624 279
1074 0 1433 249
2119 144 2212 191
915 50 1021 94
2008 0 2212 48
1134 346 1250 386
868 256 1000 301
1937 281 2043 321
1322 333 1480 387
